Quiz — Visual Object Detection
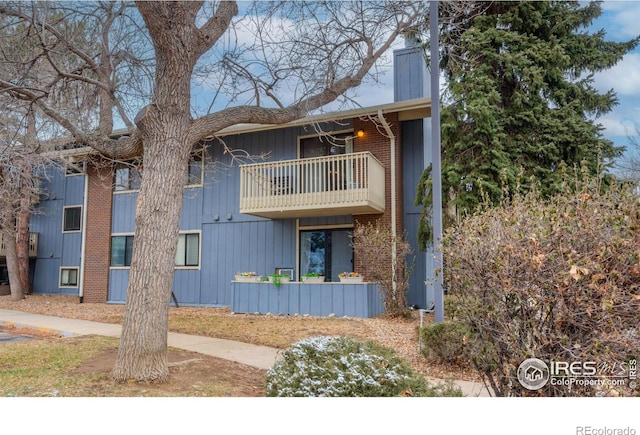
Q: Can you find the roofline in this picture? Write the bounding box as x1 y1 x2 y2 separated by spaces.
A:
45 97 431 158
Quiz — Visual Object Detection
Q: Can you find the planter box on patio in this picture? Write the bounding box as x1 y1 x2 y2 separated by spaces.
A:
230 281 383 318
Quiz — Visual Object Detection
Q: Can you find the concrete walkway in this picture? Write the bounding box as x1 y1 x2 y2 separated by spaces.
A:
0 308 491 396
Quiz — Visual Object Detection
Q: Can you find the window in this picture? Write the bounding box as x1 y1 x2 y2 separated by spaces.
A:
186 150 204 186
65 161 86 176
175 232 200 267
63 206 82 232
115 162 142 191
60 268 79 287
299 228 353 282
111 235 134 267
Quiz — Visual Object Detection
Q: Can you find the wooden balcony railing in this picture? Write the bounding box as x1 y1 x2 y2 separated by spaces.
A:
240 152 385 219
0 232 38 258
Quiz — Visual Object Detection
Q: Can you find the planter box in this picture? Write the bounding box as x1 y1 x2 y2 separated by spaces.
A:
339 276 364 283
267 276 290 284
302 276 325 283
230 281 383 318
234 275 259 283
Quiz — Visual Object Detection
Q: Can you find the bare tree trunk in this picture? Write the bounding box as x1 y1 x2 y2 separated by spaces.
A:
111 127 191 382
112 5 195 380
17 191 31 294
3 228 24 301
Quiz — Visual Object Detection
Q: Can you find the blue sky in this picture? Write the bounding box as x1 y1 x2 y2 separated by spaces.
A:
590 1 640 165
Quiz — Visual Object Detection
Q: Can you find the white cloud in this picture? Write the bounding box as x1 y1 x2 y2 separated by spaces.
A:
600 1 640 39
593 53 640 97
599 115 639 137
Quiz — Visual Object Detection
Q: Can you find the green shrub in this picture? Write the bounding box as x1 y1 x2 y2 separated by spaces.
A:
420 321 469 363
266 335 462 397
441 168 640 397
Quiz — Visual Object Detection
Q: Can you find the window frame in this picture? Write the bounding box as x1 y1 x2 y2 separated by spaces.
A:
110 234 135 268
185 149 204 188
114 161 142 193
65 161 86 176
59 267 79 288
175 231 201 269
62 206 82 233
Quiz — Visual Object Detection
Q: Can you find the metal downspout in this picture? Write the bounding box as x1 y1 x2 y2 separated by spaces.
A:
78 166 89 303
378 109 398 298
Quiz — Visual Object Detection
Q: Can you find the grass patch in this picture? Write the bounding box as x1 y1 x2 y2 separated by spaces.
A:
0 335 267 397
168 313 375 349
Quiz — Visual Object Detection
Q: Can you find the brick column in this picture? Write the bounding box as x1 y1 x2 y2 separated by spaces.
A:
352 113 404 272
81 159 113 303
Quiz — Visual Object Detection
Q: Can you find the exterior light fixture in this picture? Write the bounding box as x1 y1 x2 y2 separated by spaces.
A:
356 129 364 138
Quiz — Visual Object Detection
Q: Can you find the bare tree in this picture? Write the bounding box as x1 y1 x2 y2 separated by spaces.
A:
0 1 426 383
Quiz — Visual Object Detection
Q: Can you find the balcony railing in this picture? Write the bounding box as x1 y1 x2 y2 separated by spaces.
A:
0 232 38 258
240 151 385 219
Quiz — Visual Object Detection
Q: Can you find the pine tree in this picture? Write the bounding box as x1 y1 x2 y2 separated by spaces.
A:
416 1 639 249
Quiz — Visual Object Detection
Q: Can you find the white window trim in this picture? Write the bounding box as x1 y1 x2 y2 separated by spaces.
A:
59 267 79 288
175 230 202 270
62 205 83 233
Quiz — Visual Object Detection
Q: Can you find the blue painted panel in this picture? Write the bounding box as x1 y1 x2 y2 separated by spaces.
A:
394 46 429 102
61 233 82 267
64 175 85 205
173 270 202 305
32 258 61 294
111 193 137 233
230 282 383 318
108 269 130 303
402 119 432 309
31 199 63 259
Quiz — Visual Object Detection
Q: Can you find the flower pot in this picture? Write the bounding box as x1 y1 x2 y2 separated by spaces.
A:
302 276 325 283
339 276 364 283
235 275 259 283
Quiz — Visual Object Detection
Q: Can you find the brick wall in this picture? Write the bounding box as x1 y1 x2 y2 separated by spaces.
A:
352 113 404 272
81 160 113 303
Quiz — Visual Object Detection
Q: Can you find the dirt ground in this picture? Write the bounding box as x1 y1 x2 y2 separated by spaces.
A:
0 294 480 396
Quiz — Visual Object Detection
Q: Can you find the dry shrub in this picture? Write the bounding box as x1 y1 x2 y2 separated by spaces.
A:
442 168 640 396
352 221 413 317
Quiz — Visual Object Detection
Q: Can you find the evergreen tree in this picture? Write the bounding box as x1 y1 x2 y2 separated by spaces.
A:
416 1 639 249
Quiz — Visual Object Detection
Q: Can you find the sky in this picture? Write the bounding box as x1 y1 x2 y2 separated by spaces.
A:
330 1 640 172
589 1 640 167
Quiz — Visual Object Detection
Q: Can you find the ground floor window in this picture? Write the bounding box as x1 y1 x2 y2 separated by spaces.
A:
111 235 134 267
60 267 79 287
175 232 200 267
299 228 353 282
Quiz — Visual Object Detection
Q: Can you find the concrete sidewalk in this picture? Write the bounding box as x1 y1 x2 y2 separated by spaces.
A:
0 308 491 396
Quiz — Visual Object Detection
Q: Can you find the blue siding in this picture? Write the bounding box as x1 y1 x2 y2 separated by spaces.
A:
394 46 429 101
30 166 84 296
231 282 383 318
112 193 137 233
402 119 434 309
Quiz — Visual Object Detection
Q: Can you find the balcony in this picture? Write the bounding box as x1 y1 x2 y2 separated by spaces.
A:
240 152 385 219
0 232 38 258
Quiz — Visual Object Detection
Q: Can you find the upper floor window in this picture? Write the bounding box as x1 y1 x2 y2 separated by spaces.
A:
300 132 353 159
115 161 142 192
186 150 204 187
65 161 86 176
62 206 82 232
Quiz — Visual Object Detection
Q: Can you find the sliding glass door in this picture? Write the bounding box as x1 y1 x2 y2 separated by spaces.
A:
299 229 353 282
